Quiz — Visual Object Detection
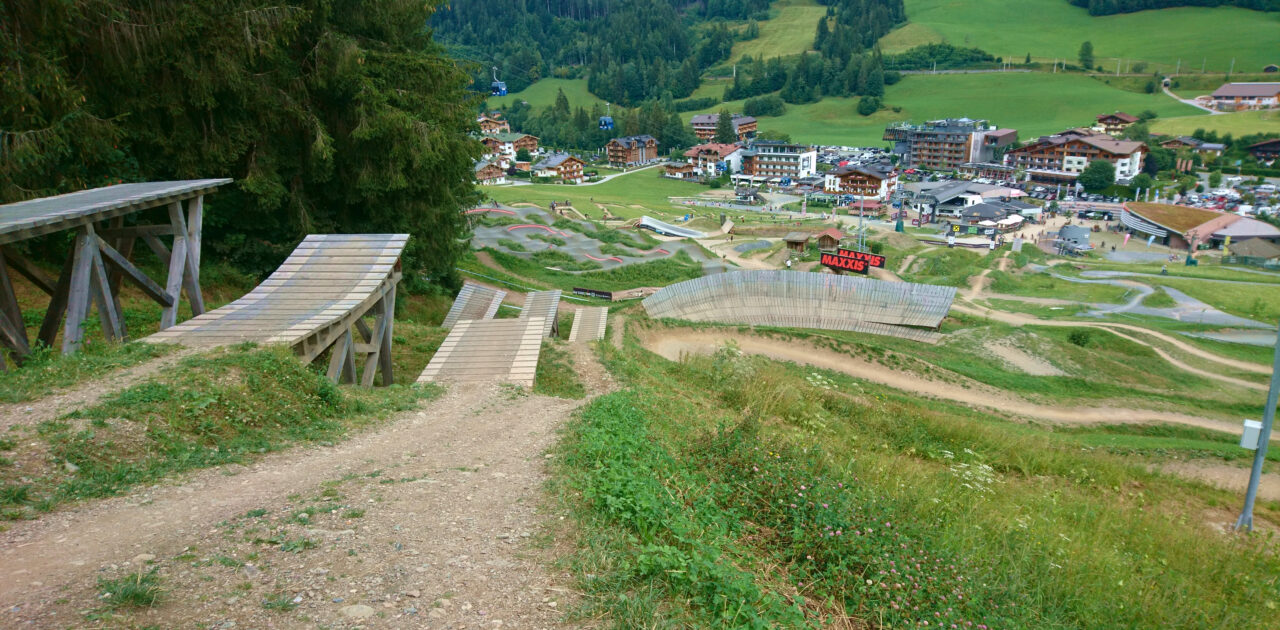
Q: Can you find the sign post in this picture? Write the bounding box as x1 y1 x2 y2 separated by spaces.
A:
1236 321 1280 531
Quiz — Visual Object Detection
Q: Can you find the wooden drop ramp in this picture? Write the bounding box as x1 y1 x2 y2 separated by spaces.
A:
145 234 408 386
417 317 545 387
521 290 562 337
442 282 505 329
568 307 608 342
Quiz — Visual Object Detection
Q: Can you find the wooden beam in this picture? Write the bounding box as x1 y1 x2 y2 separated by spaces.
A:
182 197 206 316
160 202 188 330
61 229 95 353
326 329 350 382
95 236 174 307
96 224 178 239
141 234 171 266
0 246 30 353
85 233 123 342
38 248 75 348
379 284 396 386
0 307 29 357
0 248 57 296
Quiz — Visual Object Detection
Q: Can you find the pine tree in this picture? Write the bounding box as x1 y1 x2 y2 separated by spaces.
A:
1025 52 1032 64
713 108 737 144
1078 41 1094 70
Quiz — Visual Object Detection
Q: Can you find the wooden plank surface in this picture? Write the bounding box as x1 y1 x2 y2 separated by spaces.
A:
417 317 544 387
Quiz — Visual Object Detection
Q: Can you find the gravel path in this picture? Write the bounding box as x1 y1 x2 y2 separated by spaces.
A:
1 380 592 628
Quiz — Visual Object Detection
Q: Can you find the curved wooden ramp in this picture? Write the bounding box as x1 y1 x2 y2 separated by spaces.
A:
417 317 545 387
569 307 608 343
145 234 407 386
442 282 506 329
521 290 562 338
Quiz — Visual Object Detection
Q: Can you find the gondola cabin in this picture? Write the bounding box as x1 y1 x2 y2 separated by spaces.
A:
490 80 507 96
598 115 614 130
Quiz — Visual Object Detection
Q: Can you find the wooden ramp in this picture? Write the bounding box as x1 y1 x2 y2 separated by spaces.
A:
416 317 545 387
569 307 609 342
145 234 407 386
521 290 562 337
442 282 505 329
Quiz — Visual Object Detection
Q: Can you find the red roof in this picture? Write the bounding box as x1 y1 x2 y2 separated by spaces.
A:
683 142 741 159
1097 111 1138 123
815 227 844 241
849 200 883 209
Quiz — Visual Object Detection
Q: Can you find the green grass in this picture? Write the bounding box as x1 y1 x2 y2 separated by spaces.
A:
1149 276 1280 322
554 324 1280 628
893 0 1280 72
693 71 1203 147
0 345 434 519
729 0 824 63
1143 287 1177 308
97 570 162 610
534 341 586 399
989 270 1135 303
484 78 605 111
1152 109 1280 137
0 342 174 403
485 169 706 221
471 248 706 293
877 22 946 53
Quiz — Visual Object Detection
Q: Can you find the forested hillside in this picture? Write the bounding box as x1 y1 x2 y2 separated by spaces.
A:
1 0 479 289
1068 0 1277 15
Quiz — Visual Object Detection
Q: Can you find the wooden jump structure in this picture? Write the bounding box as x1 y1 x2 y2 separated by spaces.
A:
441 281 505 329
521 290 562 338
569 307 609 343
146 234 407 386
0 180 230 371
417 317 545 387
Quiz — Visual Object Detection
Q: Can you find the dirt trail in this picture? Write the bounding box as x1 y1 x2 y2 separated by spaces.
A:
953 303 1270 384
0 348 199 433
1156 460 1280 502
642 329 1261 437
0 382 588 628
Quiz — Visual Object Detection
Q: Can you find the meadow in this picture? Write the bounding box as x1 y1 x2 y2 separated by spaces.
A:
728 0 824 63
553 315 1280 628
484 77 606 111
886 0 1279 73
1152 110 1280 137
693 71 1204 146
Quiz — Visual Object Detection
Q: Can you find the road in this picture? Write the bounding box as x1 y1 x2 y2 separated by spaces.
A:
1163 85 1221 115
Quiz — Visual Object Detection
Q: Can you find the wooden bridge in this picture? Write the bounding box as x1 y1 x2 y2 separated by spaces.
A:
145 234 407 386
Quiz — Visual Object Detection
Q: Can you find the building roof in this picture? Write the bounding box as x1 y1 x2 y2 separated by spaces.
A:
1213 216 1280 239
491 132 536 142
1229 237 1280 259
1097 111 1138 123
782 231 812 243
683 143 741 158
1125 202 1223 235
961 203 1013 221
830 162 896 180
1211 83 1280 98
474 160 499 173
533 153 581 170
1249 138 1280 150
690 113 756 127
610 135 657 148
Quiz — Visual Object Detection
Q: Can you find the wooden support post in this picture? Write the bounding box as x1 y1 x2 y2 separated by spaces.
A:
0 246 30 355
360 301 386 388
38 248 76 349
142 235 171 266
0 309 29 358
61 229 96 353
341 329 357 384
182 196 206 316
86 232 123 343
326 330 350 383
160 202 188 330
379 284 396 386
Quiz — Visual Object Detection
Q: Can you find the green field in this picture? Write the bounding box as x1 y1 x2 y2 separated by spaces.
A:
485 77 606 111
484 168 706 221
729 0 824 62
889 0 1279 73
695 71 1204 146
1152 110 1280 136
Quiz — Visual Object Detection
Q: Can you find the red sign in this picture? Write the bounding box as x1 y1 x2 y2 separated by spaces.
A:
836 249 886 268
820 252 871 274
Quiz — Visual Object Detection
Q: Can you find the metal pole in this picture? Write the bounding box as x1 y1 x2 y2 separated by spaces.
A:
1236 321 1280 531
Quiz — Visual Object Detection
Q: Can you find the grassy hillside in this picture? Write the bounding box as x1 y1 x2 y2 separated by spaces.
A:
485 77 606 111
695 71 1204 146
729 0 824 62
1152 110 1280 136
887 0 1279 73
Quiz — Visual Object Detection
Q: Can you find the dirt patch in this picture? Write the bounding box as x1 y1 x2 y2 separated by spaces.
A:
1158 459 1280 503
983 338 1065 376
640 328 1257 437
0 348 198 434
0 384 584 628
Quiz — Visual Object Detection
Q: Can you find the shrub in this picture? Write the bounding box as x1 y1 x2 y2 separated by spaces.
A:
1068 329 1092 347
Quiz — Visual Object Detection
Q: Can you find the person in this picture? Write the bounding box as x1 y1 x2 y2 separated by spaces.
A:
1161 264 1168 275
786 259 792 269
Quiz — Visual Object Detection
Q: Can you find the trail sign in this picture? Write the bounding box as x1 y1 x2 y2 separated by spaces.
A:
821 249 886 275
836 248 886 268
